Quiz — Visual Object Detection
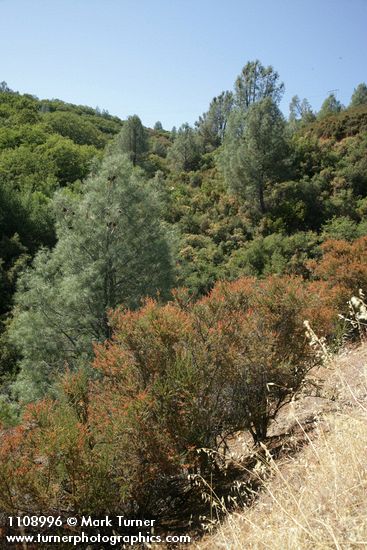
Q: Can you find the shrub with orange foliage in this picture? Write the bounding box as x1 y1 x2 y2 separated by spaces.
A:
195 275 337 441
92 275 336 461
0 275 340 518
308 236 367 312
0 393 115 516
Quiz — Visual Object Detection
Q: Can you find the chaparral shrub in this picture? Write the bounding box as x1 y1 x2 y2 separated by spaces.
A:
0 275 339 518
91 274 332 476
308 236 367 313
0 390 117 516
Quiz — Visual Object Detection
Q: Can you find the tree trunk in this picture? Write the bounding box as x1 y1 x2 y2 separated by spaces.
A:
259 182 266 214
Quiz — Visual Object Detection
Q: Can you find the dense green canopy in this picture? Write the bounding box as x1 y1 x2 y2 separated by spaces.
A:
9 154 174 401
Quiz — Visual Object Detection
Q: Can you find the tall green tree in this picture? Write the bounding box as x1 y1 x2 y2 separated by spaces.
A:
167 123 201 172
9 153 174 402
0 185 30 320
350 83 367 108
318 93 343 118
289 95 315 124
114 115 148 166
234 60 284 110
220 98 288 214
196 91 234 149
0 81 13 93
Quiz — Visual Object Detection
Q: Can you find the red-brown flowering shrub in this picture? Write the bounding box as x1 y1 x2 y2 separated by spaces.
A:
0 395 117 516
308 237 367 311
195 276 337 441
0 275 341 517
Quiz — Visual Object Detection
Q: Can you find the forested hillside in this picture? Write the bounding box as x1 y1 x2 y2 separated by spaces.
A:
0 62 367 545
0 85 123 387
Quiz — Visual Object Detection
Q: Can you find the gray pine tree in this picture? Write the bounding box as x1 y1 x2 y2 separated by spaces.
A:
10 153 174 401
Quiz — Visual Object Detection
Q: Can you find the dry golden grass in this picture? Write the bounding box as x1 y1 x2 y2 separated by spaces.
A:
192 345 367 550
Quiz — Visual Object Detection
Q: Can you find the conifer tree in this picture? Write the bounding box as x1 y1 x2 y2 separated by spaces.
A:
167 123 201 172
10 153 174 401
350 83 367 107
289 95 314 123
318 93 343 118
220 98 288 214
196 91 234 148
115 115 148 166
234 60 284 110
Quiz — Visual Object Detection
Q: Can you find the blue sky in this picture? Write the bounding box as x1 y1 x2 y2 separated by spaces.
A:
0 0 366 128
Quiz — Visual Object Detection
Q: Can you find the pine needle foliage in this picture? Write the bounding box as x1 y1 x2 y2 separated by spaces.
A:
9 153 174 402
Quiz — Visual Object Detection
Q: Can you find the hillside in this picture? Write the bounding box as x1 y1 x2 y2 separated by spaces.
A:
0 87 123 385
1 62 367 549
161 103 367 296
191 343 367 549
